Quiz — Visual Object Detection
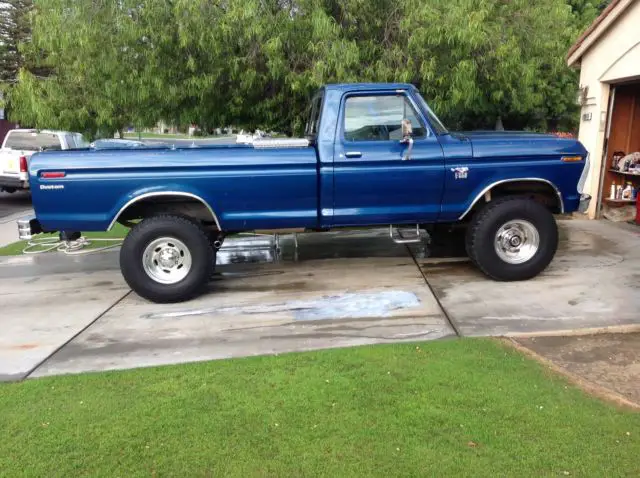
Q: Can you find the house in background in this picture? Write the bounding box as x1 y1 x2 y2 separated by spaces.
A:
568 0 640 219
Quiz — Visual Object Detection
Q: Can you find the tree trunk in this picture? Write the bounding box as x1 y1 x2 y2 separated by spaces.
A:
495 116 504 131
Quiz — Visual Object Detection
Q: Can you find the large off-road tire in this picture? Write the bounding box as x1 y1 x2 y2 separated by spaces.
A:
465 197 558 281
120 215 215 303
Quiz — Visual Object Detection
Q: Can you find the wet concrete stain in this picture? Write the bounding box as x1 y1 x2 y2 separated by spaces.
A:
8 343 40 350
260 328 442 341
92 281 114 287
141 290 421 321
43 322 452 363
213 280 310 293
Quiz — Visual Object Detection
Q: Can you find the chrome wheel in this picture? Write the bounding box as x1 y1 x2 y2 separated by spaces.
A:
494 220 540 264
142 237 192 284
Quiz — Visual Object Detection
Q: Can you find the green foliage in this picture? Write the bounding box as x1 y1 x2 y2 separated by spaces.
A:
6 0 604 135
0 0 34 83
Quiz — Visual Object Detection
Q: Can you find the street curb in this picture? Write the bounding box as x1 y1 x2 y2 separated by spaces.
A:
502 337 640 411
503 323 640 339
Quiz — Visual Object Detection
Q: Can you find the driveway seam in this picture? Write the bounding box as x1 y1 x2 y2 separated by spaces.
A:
23 290 132 380
406 245 462 337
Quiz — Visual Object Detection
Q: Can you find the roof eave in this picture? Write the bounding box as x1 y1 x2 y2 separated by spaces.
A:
566 0 632 67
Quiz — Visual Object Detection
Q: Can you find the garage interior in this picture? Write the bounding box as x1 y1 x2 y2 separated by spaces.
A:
599 82 640 222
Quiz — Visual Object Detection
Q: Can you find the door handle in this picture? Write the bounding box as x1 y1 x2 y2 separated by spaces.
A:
345 151 362 158
401 137 413 161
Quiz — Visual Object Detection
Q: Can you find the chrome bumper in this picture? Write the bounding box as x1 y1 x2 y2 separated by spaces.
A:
17 216 42 241
578 194 592 214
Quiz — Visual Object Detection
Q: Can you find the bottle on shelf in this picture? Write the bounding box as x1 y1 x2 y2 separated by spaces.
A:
622 182 634 200
610 182 616 199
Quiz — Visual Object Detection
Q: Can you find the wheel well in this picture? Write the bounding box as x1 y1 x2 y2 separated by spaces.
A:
463 180 563 220
112 194 220 230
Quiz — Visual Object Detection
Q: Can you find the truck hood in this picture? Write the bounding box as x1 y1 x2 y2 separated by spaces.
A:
451 131 586 159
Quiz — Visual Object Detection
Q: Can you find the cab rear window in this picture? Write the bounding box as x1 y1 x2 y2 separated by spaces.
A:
4 132 62 151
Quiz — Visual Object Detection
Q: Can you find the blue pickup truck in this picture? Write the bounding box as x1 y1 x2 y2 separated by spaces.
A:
18 83 590 303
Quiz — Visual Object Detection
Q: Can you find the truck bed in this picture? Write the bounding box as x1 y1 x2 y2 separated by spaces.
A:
29 143 319 232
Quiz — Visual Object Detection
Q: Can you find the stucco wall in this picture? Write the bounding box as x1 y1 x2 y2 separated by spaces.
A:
574 0 640 218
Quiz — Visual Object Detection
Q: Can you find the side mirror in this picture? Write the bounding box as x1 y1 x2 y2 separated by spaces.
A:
401 119 413 139
400 119 413 161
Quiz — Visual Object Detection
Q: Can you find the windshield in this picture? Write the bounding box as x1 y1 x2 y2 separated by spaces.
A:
415 92 448 135
4 131 62 151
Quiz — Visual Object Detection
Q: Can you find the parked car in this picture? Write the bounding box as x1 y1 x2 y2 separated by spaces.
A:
236 129 269 144
0 129 88 193
18 83 590 303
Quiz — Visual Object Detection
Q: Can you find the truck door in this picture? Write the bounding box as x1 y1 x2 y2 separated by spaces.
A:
332 91 445 226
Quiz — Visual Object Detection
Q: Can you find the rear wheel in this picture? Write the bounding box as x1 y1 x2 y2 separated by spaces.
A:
120 215 215 303
465 197 558 281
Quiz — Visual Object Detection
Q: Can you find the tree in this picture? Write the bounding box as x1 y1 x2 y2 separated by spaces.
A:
0 0 33 83
7 0 605 136
8 0 172 136
0 0 35 120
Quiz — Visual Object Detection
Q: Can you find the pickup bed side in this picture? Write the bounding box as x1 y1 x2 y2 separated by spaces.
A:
30 146 319 232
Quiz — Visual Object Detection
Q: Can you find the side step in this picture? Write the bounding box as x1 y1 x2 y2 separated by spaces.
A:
389 224 425 244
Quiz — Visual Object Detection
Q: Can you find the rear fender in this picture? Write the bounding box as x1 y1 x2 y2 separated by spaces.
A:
108 188 221 230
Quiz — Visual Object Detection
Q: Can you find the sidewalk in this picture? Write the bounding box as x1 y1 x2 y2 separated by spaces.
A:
0 209 32 248
514 333 640 409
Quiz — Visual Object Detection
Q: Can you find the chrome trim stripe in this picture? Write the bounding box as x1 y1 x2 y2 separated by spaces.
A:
577 153 590 194
108 191 221 231
458 178 565 220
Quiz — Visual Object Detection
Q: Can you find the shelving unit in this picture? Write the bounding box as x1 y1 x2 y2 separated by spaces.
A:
603 198 635 205
599 83 640 219
603 168 640 209
608 169 640 177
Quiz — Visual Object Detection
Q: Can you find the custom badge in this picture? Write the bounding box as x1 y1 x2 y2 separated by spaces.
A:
451 167 469 180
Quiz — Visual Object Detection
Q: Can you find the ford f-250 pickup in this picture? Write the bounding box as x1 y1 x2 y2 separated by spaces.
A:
17 83 591 303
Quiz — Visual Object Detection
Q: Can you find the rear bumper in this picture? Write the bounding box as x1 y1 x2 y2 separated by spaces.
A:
17 216 43 241
0 175 29 190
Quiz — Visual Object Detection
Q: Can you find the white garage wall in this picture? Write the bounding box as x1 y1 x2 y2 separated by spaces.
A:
570 0 640 218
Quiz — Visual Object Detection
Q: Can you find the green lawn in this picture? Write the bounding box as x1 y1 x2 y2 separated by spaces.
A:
0 223 128 256
1 339 638 477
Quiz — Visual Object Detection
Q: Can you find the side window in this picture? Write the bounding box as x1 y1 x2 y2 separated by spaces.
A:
305 93 323 138
74 133 90 148
65 134 76 149
343 95 426 142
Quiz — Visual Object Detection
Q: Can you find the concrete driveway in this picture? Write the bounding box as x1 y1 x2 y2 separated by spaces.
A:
0 190 32 220
1 219 639 381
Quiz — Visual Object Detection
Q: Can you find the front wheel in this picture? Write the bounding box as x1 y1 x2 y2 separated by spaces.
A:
120 215 215 303
465 198 558 281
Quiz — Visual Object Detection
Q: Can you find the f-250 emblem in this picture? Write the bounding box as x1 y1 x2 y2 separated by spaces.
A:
451 167 469 180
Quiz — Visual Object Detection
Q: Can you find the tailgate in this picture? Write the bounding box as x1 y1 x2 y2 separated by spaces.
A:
0 150 22 175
